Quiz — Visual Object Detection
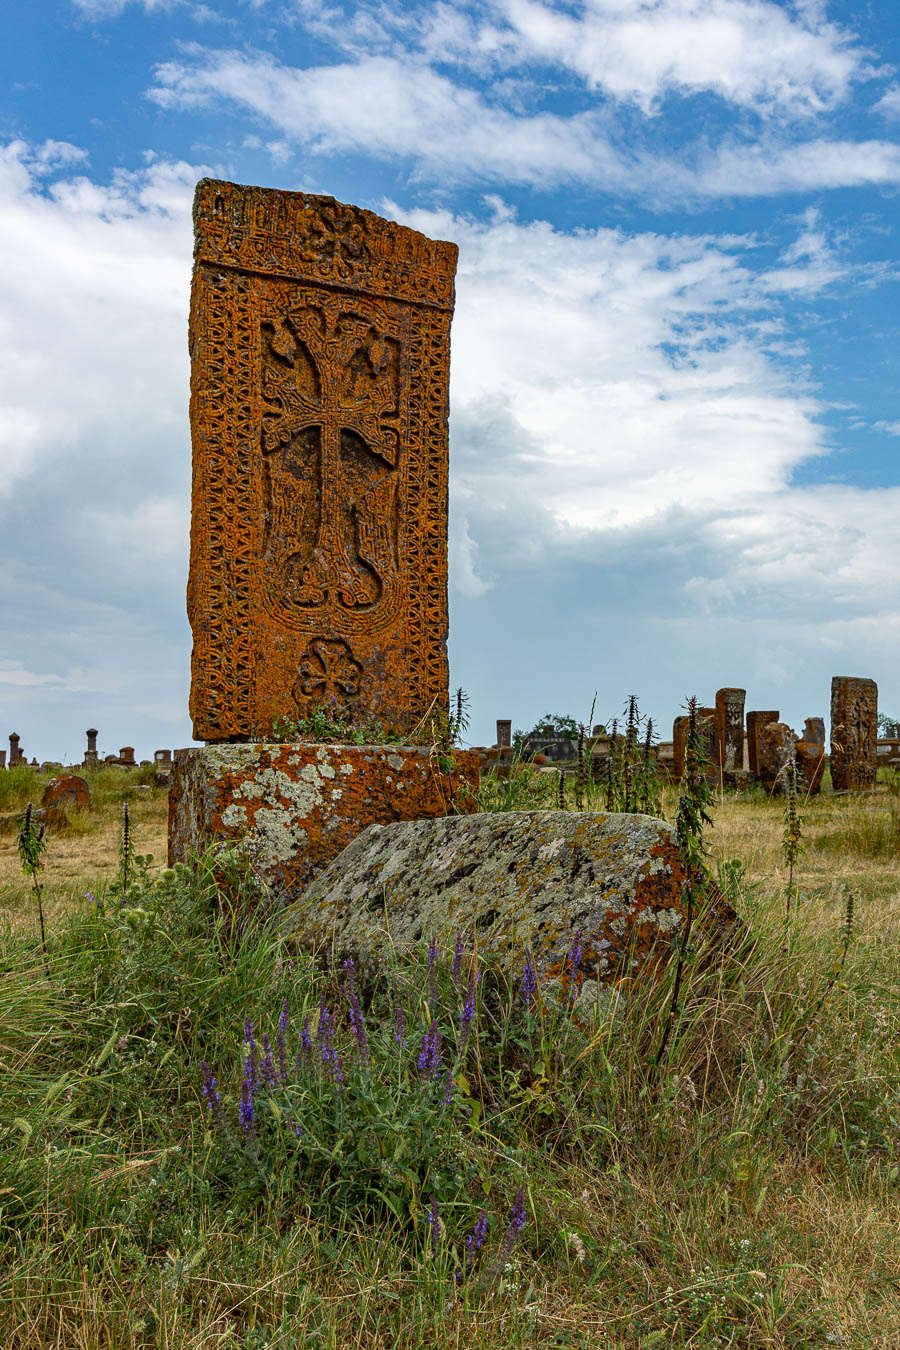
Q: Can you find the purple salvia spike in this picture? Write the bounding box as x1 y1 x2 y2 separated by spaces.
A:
260 1032 278 1089
428 1196 442 1253
450 931 463 987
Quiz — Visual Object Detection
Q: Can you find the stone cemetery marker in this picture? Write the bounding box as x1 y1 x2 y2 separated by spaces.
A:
85 728 99 764
42 774 90 826
119 747 136 767
0 751 5 769
187 179 458 740
757 722 796 794
715 688 745 778
496 719 512 749
9 733 22 766
746 711 778 780
830 676 877 790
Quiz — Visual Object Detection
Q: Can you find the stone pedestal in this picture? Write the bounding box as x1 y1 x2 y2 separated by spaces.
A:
168 743 480 901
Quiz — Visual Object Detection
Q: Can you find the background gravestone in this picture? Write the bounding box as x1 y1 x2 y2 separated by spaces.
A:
42 774 90 827
715 688 746 779
830 677 877 791
746 711 779 780
187 179 458 742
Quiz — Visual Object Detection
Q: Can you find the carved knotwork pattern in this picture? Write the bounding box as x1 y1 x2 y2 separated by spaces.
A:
187 182 454 740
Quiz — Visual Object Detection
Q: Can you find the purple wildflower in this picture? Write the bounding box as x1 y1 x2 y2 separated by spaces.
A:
342 956 357 992
460 970 480 1047
427 1196 442 1253
568 930 583 999
519 951 538 1006
455 1208 488 1284
345 986 370 1068
450 931 464 987
296 1015 313 1075
239 1076 255 1132
276 999 289 1082
200 1060 230 1140
316 992 328 1043
506 1185 527 1238
260 1032 278 1089
320 1012 344 1086
243 1019 259 1091
394 1006 407 1046
467 1208 488 1257
417 1024 443 1080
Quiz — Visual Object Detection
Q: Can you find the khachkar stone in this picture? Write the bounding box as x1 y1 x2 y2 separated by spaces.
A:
187 178 458 740
830 676 877 791
746 711 778 780
715 688 745 779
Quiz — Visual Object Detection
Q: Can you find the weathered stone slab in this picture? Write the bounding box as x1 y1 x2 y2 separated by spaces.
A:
746 711 778 780
757 722 796 794
830 676 877 791
168 742 479 898
41 773 90 826
281 810 737 1005
715 688 745 779
795 737 825 795
187 179 458 742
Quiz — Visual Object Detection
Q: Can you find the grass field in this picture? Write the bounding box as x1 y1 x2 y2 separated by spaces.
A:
0 762 897 1348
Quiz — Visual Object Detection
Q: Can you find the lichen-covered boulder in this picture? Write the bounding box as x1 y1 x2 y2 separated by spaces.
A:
281 810 736 1006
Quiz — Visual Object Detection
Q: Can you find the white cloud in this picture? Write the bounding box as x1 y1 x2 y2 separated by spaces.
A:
149 47 900 201
876 85 900 119
875 419 900 435
495 0 864 115
282 0 868 117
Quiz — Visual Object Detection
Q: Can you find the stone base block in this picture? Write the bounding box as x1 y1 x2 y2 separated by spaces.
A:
168 743 480 899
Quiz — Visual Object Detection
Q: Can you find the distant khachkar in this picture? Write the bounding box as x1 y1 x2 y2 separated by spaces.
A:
187 179 458 741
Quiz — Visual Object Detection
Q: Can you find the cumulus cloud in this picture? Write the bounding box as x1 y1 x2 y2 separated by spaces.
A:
274 0 868 116
149 46 900 201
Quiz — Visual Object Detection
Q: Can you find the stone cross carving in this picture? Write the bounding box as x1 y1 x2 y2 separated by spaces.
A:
830 676 877 790
496 719 512 749
187 179 458 741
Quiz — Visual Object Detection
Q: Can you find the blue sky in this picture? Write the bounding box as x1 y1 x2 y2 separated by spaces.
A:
2 0 899 761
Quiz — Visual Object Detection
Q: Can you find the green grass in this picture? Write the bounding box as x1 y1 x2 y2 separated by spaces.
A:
0 781 898 1348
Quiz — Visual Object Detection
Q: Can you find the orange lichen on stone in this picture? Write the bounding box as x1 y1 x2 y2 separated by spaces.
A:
168 743 479 898
187 178 459 742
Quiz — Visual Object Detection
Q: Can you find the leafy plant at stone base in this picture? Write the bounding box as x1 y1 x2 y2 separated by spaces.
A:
17 802 49 968
272 702 412 746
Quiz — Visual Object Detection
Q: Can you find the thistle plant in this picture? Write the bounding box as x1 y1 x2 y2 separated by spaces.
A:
18 802 49 967
575 722 587 810
782 758 804 915
119 801 134 896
